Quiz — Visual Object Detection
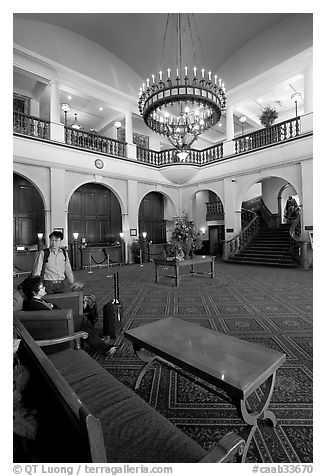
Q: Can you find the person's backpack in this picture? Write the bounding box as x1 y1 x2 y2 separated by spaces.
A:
40 248 67 278
83 295 99 326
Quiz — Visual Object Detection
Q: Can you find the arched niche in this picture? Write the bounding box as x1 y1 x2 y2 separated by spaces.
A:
13 172 45 247
138 192 166 243
68 182 122 246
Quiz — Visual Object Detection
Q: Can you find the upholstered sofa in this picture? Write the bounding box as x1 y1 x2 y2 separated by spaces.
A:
14 314 245 463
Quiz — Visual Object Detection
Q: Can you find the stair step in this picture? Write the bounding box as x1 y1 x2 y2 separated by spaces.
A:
234 256 295 264
239 252 293 258
227 259 297 268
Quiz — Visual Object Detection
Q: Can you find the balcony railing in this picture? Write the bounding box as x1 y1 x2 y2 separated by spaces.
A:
206 201 224 221
136 142 224 166
234 117 301 154
13 111 50 140
13 112 305 166
65 127 126 158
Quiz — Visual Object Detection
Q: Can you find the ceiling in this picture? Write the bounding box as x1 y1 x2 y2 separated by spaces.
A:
13 13 306 144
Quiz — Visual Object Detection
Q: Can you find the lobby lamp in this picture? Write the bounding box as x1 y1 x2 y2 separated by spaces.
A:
138 13 226 162
119 232 125 265
291 92 302 118
114 121 122 140
37 232 44 251
71 113 81 130
239 115 247 135
60 103 71 126
72 233 79 270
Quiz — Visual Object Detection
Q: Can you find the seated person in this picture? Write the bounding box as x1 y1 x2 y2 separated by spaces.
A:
20 276 117 357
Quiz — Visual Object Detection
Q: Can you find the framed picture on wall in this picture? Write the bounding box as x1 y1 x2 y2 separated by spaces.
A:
130 229 137 236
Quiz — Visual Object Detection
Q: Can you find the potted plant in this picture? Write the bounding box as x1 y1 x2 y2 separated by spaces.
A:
259 106 278 128
170 213 203 259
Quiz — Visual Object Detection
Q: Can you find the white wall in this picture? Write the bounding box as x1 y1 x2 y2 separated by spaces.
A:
220 14 313 89
13 18 141 97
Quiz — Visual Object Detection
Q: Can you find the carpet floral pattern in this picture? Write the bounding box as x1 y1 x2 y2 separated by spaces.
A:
19 260 313 463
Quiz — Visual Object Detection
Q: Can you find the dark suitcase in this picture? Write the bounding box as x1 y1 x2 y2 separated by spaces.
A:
103 272 123 338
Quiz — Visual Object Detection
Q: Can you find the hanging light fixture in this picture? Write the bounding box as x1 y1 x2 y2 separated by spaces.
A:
138 14 226 160
239 115 247 135
71 113 81 130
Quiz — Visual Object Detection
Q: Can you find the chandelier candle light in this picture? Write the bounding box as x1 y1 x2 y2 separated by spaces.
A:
138 14 226 161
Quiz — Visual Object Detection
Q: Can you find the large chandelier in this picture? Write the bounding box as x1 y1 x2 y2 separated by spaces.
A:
138 13 226 160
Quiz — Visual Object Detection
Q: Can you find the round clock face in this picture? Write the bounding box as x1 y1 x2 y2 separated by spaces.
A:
95 159 104 169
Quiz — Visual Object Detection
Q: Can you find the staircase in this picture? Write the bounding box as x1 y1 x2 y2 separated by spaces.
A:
227 223 298 267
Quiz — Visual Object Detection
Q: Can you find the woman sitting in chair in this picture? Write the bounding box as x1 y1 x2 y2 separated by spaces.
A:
20 276 117 356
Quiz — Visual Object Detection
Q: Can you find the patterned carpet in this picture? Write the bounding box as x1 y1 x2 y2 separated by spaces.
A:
73 260 313 464
14 259 313 463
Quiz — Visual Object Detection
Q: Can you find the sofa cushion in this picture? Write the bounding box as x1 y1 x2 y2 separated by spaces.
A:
49 349 206 463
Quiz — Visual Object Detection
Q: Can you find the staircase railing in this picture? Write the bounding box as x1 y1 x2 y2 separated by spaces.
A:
289 212 305 265
223 210 260 260
260 199 279 228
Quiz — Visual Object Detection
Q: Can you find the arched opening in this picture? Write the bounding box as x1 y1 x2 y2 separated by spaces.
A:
68 183 122 268
138 192 165 243
13 173 45 275
242 178 299 228
186 189 224 257
13 173 45 247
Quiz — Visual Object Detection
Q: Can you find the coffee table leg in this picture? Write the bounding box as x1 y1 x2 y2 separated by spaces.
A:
211 259 215 278
237 373 277 462
134 357 157 390
155 263 159 283
175 264 179 287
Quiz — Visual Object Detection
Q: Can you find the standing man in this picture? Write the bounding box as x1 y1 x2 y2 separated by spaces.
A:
32 230 83 294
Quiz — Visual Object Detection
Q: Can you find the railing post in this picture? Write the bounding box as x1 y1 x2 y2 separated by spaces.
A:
223 242 229 261
127 143 137 160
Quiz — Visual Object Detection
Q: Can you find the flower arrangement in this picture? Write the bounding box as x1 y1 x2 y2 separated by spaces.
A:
259 106 278 127
169 213 203 257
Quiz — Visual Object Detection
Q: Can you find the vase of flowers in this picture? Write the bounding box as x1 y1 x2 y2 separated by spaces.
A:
259 106 278 128
170 213 203 259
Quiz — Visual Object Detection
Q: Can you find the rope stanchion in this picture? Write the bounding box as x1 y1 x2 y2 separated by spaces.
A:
106 254 112 278
88 253 93 274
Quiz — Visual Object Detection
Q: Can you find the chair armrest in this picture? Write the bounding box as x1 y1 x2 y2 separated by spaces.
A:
36 331 88 349
199 432 245 463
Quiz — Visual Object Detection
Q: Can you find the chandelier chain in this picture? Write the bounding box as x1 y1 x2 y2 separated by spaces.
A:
192 13 206 69
159 14 171 70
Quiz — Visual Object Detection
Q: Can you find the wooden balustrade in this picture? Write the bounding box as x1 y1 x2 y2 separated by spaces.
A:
13 111 303 166
223 213 260 260
13 111 50 140
289 213 303 263
136 142 223 166
234 117 301 154
65 128 126 158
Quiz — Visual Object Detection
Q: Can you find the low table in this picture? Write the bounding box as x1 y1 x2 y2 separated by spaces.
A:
124 317 286 462
154 255 215 287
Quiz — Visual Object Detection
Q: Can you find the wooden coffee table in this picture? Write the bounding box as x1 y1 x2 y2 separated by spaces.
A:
124 317 286 462
154 255 215 287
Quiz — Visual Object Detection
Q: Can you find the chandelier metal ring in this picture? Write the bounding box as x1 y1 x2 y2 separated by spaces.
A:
137 14 227 159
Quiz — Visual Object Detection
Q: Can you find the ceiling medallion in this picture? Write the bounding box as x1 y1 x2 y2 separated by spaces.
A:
138 14 226 161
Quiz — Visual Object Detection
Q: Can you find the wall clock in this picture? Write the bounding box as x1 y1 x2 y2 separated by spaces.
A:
95 159 104 169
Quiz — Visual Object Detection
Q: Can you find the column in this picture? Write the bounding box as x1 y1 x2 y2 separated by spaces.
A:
50 168 67 243
303 67 313 114
226 105 234 140
49 80 64 142
127 180 139 263
125 111 137 160
223 105 235 156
